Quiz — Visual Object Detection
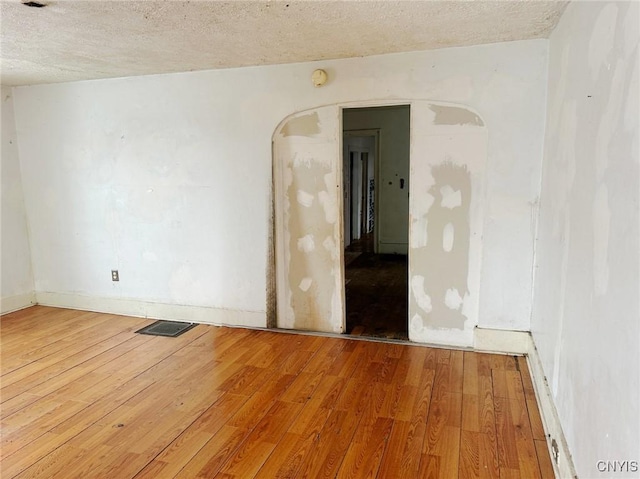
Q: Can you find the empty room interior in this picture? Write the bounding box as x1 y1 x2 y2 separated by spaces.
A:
1 1 638 478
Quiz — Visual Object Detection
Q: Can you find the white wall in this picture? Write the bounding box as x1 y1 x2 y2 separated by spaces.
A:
531 2 639 477
1 87 35 313
12 39 548 330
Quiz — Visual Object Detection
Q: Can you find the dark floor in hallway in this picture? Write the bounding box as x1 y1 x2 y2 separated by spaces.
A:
345 252 408 340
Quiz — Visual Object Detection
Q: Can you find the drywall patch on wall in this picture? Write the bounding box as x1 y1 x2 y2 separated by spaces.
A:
410 275 433 314
296 190 314 207
442 222 455 252
297 234 315 253
411 162 471 331
287 161 334 330
429 104 484 127
275 101 485 342
587 3 618 79
440 185 462 209
274 106 343 333
445 288 464 310
11 40 548 337
409 102 488 346
280 112 321 137
592 184 610 295
409 192 435 249
531 2 638 477
298 277 312 292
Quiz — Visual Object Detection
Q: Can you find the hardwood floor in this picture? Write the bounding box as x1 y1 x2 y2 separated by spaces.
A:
1 306 554 478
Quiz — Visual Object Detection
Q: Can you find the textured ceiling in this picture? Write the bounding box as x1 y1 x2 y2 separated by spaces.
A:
0 0 568 86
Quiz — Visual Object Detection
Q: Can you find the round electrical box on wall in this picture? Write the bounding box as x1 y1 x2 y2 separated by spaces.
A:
311 69 328 87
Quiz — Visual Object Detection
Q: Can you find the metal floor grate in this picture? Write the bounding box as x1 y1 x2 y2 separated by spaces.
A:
135 320 197 337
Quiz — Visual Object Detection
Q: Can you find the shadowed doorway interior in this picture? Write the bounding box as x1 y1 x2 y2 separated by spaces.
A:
343 105 410 340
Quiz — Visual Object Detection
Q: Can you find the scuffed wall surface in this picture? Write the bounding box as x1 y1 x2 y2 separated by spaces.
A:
12 40 547 328
410 104 487 346
531 2 639 477
1 87 34 307
274 107 343 333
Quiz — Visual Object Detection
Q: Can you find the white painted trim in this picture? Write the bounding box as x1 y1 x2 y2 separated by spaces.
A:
35 292 266 328
526 338 577 479
473 327 531 354
1 291 36 314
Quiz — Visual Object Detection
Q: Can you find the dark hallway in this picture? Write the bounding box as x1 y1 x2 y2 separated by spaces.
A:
344 235 408 340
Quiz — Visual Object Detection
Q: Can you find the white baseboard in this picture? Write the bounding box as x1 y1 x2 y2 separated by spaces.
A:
35 291 266 329
473 327 531 354
526 339 577 479
1 291 36 314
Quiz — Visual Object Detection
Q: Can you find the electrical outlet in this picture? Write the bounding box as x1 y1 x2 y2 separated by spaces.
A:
551 438 559 464
111 270 119 282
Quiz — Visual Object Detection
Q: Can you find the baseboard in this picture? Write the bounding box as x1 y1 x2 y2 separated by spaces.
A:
35 291 266 329
1 291 36 314
10 293 577 477
526 337 578 479
473 327 531 354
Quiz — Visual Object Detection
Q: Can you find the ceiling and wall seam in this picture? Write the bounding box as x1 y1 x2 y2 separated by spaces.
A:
1 0 568 86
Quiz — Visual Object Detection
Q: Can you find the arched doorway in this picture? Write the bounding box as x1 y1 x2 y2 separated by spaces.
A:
272 101 487 347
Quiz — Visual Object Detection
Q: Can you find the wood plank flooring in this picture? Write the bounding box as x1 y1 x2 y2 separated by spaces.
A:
0 306 554 478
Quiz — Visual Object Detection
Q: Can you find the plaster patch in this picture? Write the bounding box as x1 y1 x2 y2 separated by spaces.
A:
299 277 313 292
322 236 338 260
410 162 470 331
443 222 455 252
410 192 435 248
553 100 577 237
548 43 571 134
296 190 314 207
292 153 313 169
410 275 432 314
280 115 340 333
593 185 610 295
280 112 320 137
588 3 618 79
623 1 640 56
410 314 424 335
318 173 339 224
445 288 464 310
297 234 315 253
596 59 626 181
440 185 462 209
429 104 484 127
624 50 639 131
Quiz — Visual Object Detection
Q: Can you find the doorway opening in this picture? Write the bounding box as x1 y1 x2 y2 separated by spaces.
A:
342 105 410 340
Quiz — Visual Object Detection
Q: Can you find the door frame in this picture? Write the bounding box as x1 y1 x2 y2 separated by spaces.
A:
343 129 380 253
272 100 487 345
